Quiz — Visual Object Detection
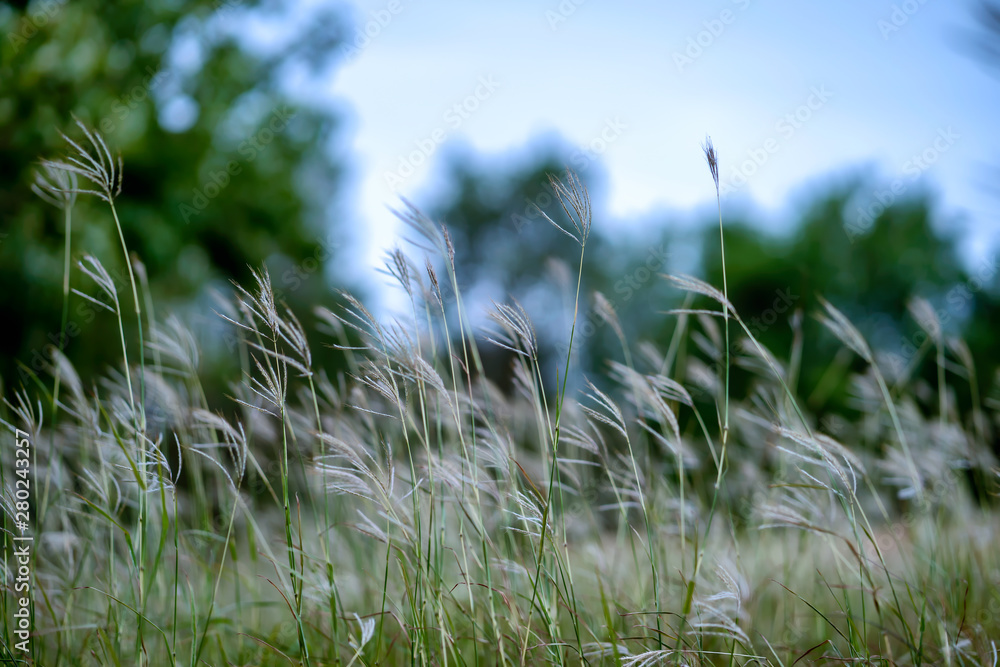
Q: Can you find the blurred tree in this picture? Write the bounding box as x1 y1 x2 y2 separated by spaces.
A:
967 0 1000 77
700 181 998 428
0 0 352 391
424 141 679 390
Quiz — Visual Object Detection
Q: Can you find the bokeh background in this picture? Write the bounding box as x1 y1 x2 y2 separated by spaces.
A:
2 0 999 440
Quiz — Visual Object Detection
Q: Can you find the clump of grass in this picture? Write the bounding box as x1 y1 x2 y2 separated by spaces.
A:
1 133 998 667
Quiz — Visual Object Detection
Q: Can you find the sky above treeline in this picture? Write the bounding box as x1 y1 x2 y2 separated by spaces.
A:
241 0 1000 310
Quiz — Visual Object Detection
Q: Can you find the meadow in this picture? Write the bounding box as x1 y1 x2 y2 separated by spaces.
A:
2 122 999 666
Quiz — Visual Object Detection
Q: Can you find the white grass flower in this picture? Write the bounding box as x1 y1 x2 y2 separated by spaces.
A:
39 116 122 204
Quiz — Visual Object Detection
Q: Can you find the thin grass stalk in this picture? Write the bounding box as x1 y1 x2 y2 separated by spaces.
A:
431 228 507 663
108 198 152 665
193 488 245 664
53 202 73 419
412 342 445 662
307 373 342 663
392 257 450 662
452 338 499 664
521 236 586 664
277 362 311 666
423 294 484 664
703 138 730 448
677 137 731 650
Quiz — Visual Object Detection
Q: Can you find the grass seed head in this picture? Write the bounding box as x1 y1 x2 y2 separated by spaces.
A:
41 116 123 203
703 135 720 190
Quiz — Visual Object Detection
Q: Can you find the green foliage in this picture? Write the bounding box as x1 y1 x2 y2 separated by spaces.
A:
700 181 996 421
0 0 350 389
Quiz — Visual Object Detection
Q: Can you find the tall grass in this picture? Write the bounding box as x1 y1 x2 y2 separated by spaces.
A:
1 125 999 666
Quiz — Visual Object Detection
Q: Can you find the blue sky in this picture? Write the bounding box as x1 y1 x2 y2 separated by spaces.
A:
287 0 999 308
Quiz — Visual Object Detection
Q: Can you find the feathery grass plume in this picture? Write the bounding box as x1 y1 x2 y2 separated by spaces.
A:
908 296 942 346
755 485 833 534
74 255 142 413
686 356 722 396
909 295 948 426
593 291 628 356
220 264 314 665
32 161 78 208
773 426 864 497
486 299 538 358
536 168 592 246
380 246 416 299
661 139 753 650
581 379 629 440
818 296 924 505
39 120 143 367
148 314 201 374
40 116 123 203
46 348 85 417
4 389 43 439
424 257 443 309
189 409 248 491
817 296 873 363
663 273 736 316
948 337 990 444
737 336 786 378
703 135 720 189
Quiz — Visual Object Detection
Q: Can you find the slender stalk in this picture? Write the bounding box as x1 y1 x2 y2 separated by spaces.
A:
677 137 730 650
703 138 729 448
53 204 73 415
521 237 587 664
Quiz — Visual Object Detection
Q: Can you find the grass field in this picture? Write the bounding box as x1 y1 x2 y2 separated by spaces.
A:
2 123 998 666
